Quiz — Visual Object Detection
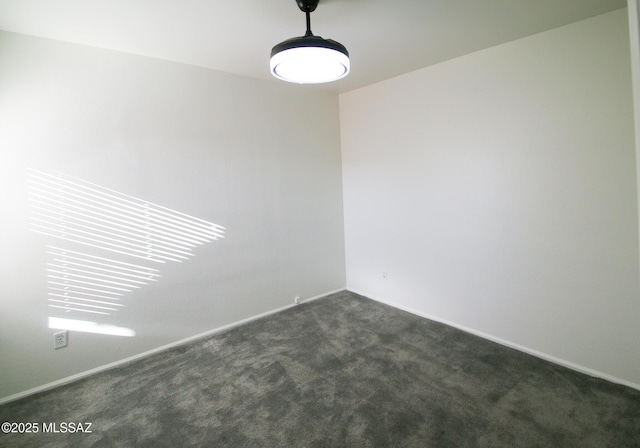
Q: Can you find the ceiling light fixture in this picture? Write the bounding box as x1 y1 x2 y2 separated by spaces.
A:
270 0 350 84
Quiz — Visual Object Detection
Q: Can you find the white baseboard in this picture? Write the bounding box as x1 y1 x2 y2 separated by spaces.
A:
0 288 346 405
297 288 345 305
347 288 640 392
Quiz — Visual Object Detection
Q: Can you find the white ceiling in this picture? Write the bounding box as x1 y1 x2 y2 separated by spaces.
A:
0 0 627 93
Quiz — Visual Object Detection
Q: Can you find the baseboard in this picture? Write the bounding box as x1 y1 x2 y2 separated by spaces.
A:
347 288 640 392
0 288 346 405
298 288 345 305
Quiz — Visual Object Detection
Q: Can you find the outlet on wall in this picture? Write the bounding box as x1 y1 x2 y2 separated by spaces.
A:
382 271 388 280
54 331 68 350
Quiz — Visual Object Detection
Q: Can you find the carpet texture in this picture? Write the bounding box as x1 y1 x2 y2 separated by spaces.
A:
1 291 639 447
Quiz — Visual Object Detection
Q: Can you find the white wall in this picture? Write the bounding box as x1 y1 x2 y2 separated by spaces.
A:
340 9 640 386
629 0 640 278
0 31 346 400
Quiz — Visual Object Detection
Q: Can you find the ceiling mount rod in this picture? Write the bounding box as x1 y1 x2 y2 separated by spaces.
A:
297 0 319 37
305 10 312 37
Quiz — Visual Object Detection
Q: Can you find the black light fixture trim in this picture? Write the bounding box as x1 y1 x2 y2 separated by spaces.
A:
270 36 349 61
270 0 350 84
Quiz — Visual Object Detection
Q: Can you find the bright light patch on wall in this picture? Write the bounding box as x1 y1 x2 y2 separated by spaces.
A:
28 168 225 263
28 168 226 337
45 246 159 316
49 317 136 337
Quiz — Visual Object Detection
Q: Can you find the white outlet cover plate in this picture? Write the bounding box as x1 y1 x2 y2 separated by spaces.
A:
54 330 68 349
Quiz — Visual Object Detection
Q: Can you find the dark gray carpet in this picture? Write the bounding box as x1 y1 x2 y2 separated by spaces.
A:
1 291 639 447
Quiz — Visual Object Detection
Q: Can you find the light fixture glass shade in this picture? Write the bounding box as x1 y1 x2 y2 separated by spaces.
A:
270 36 350 84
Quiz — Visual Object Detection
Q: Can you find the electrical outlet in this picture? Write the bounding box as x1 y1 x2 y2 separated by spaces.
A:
382 271 388 280
54 331 68 350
